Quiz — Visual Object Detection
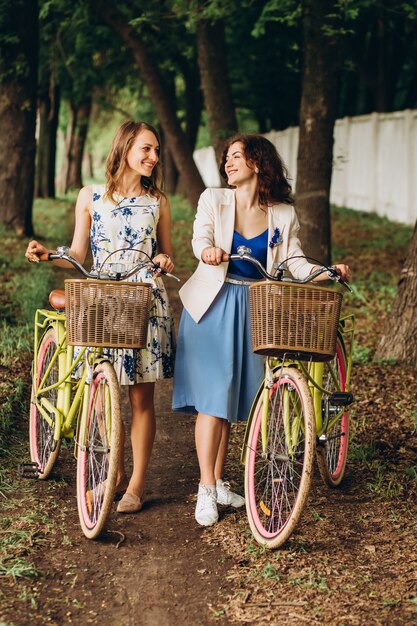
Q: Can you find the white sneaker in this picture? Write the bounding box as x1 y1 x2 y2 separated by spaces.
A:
195 484 218 526
216 479 245 508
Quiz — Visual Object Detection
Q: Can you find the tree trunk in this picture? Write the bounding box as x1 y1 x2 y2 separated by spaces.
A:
66 98 92 190
92 0 205 208
0 0 38 235
196 18 238 165
375 222 417 363
295 0 340 265
175 60 204 195
36 82 60 198
183 60 203 153
57 104 76 195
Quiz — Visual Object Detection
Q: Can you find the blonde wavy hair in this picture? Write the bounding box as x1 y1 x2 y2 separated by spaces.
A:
105 120 164 203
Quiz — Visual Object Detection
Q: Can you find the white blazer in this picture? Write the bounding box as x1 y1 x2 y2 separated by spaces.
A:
179 188 315 323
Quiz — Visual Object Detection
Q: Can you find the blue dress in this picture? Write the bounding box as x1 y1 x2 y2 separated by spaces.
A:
172 229 267 423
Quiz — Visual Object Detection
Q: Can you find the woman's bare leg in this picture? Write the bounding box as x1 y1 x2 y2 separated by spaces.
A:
125 382 156 497
195 413 223 485
214 420 231 481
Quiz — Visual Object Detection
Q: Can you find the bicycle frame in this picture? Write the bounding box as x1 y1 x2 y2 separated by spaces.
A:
32 308 107 450
240 314 355 465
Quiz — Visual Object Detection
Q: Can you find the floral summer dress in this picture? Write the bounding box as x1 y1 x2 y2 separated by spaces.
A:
90 184 175 384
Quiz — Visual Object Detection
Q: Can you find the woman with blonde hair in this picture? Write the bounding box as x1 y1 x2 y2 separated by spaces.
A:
26 120 176 513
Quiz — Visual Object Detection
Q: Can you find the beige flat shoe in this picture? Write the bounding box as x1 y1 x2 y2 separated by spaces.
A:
88 474 129 502
116 492 144 514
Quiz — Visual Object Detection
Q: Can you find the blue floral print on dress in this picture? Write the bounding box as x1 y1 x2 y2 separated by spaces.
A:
86 184 175 385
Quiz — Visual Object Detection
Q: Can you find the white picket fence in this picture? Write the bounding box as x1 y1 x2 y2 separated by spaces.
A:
193 108 417 225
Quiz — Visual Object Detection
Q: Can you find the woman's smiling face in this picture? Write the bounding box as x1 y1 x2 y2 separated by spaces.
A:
126 129 160 177
224 142 257 187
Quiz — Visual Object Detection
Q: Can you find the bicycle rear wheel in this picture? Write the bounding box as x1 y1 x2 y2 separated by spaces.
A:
245 367 315 549
76 361 122 539
29 327 61 479
316 335 349 487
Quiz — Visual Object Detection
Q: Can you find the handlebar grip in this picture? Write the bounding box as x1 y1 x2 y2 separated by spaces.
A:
327 267 352 292
221 253 231 262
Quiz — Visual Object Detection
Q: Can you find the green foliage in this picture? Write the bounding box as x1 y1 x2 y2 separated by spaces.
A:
252 0 301 36
0 377 25 438
13 267 55 326
0 196 73 440
0 0 33 81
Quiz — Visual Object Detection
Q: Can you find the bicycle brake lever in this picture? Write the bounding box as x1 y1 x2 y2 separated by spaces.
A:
150 262 181 282
164 272 181 282
327 269 352 293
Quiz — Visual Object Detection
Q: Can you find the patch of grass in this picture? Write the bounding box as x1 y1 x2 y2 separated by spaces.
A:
332 205 413 252
0 196 73 443
311 510 324 522
349 441 377 463
288 570 329 592
0 377 26 438
367 464 404 498
353 346 373 364
0 558 39 581
0 321 32 358
12 266 56 326
261 562 281 581
246 539 267 558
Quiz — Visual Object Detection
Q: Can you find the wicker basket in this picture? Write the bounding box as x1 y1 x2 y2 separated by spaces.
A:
249 281 342 361
65 279 152 349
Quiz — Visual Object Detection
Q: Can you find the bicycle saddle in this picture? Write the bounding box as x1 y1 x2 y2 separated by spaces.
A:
49 289 66 310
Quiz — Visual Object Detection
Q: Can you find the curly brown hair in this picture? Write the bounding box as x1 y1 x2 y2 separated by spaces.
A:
105 120 164 203
219 133 293 206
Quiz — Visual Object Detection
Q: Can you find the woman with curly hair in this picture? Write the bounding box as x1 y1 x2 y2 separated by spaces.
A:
173 133 350 527
26 120 176 514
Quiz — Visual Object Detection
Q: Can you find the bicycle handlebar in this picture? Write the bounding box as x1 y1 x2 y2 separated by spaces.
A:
222 246 352 292
48 246 181 282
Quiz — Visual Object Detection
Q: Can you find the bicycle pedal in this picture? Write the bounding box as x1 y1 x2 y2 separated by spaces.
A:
18 462 40 479
328 392 354 407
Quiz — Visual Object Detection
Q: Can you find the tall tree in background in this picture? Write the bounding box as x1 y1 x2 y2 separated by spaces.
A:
295 0 340 264
35 0 62 199
0 0 38 234
376 223 417 363
196 14 237 163
92 0 205 208
36 78 60 198
63 97 92 191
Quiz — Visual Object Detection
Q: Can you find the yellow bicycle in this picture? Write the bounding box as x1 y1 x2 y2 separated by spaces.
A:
229 247 354 549
21 246 177 539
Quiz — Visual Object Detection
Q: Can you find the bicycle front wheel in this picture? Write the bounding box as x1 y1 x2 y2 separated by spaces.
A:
316 335 349 487
29 327 61 479
245 367 315 549
76 361 122 539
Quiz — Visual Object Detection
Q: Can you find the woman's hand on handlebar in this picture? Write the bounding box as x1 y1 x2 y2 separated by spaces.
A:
201 247 228 266
311 263 351 283
331 264 351 282
25 240 50 263
152 253 174 274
